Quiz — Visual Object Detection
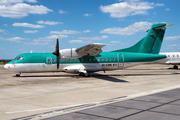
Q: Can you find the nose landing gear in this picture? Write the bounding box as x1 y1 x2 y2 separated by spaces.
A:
15 72 21 77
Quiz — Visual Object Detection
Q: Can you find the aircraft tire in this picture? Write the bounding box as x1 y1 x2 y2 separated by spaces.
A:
79 72 90 77
84 73 90 77
79 72 84 76
173 65 178 69
16 74 20 77
15 72 21 77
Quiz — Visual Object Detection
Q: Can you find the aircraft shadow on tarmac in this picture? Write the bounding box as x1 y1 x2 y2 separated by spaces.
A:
172 72 180 75
16 72 180 77
16 74 128 83
14 71 180 83
16 74 74 78
97 73 180 77
90 74 129 83
125 69 179 71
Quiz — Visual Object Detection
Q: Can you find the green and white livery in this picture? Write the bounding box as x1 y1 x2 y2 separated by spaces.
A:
4 23 171 77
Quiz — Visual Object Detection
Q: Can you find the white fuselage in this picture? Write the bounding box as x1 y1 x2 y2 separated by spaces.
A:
154 52 180 65
4 62 142 73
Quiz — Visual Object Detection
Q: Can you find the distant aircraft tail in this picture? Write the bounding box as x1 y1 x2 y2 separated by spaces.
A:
112 23 173 54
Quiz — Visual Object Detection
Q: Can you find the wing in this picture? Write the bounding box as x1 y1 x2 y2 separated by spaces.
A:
75 43 106 56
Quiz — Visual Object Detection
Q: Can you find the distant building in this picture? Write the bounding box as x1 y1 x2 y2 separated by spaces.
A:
0 59 12 62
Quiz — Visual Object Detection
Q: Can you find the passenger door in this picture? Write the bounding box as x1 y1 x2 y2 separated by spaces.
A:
117 53 124 67
46 57 52 65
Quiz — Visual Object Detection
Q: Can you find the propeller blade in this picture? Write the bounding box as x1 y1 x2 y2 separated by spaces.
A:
57 56 59 70
53 37 60 70
56 38 59 55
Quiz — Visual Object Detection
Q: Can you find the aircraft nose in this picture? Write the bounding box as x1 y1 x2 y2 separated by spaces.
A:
4 64 9 70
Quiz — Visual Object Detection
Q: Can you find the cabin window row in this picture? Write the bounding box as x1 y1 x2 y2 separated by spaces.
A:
60 58 116 62
167 55 179 57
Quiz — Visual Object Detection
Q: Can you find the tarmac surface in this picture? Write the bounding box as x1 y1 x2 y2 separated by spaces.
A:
43 88 180 120
0 64 180 119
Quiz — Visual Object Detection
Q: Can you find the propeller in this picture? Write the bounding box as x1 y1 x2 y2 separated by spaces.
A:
53 37 60 70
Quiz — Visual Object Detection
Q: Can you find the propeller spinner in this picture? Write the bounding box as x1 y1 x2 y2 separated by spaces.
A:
53 37 60 70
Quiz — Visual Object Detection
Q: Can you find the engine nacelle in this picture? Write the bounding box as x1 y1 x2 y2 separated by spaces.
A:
59 48 82 59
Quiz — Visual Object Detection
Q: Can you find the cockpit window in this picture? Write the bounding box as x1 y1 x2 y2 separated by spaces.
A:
17 57 21 60
20 56 24 60
14 56 24 60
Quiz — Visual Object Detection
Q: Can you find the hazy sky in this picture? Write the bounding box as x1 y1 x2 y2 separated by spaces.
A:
0 0 180 59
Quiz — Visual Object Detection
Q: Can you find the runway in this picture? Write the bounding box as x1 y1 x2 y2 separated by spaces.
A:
0 64 180 119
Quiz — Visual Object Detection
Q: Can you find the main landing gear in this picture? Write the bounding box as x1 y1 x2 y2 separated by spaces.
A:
15 72 21 77
79 72 90 77
173 65 178 69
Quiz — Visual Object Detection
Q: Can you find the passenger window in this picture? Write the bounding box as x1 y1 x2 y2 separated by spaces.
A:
177 55 179 57
69 59 71 62
101 58 104 61
85 58 88 62
77 59 79 62
97 58 100 61
81 58 84 62
168 55 170 57
65 60 67 62
93 58 96 62
173 55 175 57
109 58 111 61
113 58 115 61
89 58 92 62
105 58 107 61
61 60 63 62
73 59 75 62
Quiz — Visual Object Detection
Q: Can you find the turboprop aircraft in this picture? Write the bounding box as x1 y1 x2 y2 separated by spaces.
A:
4 23 173 77
153 52 180 69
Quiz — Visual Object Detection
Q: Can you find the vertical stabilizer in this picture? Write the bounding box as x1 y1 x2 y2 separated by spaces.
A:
112 23 169 54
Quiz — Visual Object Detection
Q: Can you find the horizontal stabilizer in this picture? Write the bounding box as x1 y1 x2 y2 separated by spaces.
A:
153 24 174 30
146 24 174 32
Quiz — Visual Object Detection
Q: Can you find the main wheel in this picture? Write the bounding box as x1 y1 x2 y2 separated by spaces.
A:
79 72 84 76
173 65 178 69
84 73 90 77
79 72 90 77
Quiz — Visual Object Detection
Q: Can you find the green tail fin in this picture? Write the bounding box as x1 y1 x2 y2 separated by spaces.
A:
112 23 167 54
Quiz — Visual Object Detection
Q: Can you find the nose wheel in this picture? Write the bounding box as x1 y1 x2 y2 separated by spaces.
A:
15 72 21 77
